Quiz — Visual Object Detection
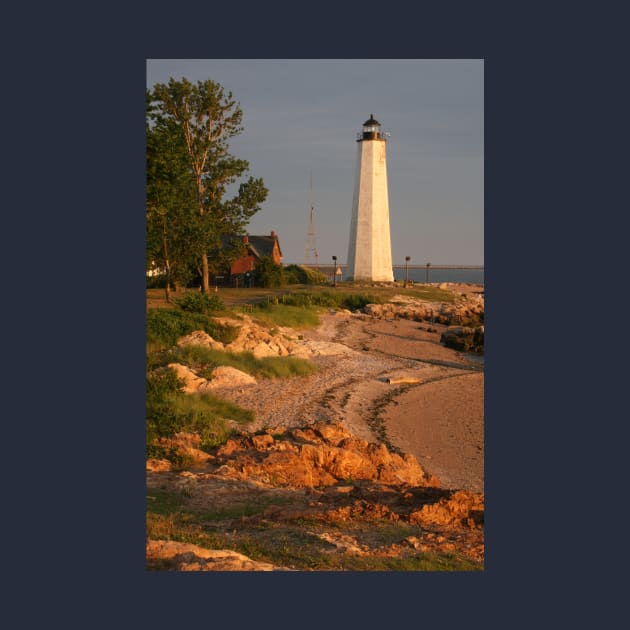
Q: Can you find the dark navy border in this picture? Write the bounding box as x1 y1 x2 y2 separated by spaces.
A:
7 1 625 626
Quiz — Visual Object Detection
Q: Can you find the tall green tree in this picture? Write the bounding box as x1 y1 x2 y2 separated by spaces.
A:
146 106 200 301
147 78 268 294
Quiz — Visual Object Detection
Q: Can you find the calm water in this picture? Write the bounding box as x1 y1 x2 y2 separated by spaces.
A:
392 267 484 285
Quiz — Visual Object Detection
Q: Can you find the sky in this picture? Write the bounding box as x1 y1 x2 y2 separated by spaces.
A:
146 59 484 266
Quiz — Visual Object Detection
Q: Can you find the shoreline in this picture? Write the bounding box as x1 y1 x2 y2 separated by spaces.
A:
217 284 484 492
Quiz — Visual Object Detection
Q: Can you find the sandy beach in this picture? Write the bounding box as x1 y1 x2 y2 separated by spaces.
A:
218 285 484 493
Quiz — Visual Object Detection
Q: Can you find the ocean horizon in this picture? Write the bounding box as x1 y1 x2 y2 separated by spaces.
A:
296 265 484 285
392 267 484 285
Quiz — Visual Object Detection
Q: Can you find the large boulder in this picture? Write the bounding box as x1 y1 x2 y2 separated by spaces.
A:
440 326 484 353
167 363 256 393
200 366 257 390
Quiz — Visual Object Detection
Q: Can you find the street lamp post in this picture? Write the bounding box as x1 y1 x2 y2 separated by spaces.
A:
425 262 431 283
404 256 411 288
332 256 337 288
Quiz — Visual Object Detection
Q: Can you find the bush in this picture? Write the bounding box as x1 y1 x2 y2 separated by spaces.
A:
146 367 185 452
282 264 328 285
146 366 254 454
146 309 239 351
255 256 284 287
174 290 224 314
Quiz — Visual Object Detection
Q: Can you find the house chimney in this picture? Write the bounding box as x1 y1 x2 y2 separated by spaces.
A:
270 230 276 239
243 235 249 244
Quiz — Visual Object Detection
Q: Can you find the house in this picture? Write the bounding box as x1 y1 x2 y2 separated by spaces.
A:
214 231 283 286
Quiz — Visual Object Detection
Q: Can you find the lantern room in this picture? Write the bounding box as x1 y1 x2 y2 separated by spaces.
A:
358 114 384 141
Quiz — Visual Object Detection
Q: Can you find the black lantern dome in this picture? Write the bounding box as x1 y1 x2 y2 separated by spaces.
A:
359 114 384 141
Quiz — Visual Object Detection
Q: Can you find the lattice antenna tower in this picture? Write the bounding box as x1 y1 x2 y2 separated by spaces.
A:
304 171 319 269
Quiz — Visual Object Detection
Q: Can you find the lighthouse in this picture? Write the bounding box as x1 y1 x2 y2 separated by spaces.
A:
346 114 394 282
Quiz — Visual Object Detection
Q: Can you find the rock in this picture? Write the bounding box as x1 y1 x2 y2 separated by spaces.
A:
312 423 353 446
146 458 171 472
201 366 257 390
146 539 288 571
177 330 225 350
166 363 256 393
440 325 484 353
409 490 484 528
167 363 207 393
212 422 437 489
251 434 275 450
156 432 214 465
361 294 484 326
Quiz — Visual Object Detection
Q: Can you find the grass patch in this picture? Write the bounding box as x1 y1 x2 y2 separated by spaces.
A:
404 286 458 303
146 367 254 452
265 291 384 311
146 308 239 352
238 290 386 330
245 303 321 329
146 510 481 571
151 345 317 379
147 488 298 522
145 490 483 572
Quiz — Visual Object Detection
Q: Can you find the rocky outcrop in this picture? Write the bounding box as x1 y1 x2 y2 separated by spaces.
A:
176 315 307 358
409 490 484 529
146 540 290 571
214 422 440 488
364 294 484 326
167 362 208 393
202 366 257 389
146 422 485 568
440 325 484 353
208 316 298 357
167 362 257 393
176 330 225 351
155 431 214 466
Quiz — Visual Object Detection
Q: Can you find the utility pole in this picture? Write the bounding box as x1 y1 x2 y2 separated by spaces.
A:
332 255 337 288
404 256 410 288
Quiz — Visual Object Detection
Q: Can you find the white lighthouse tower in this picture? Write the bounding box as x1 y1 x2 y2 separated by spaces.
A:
346 114 394 282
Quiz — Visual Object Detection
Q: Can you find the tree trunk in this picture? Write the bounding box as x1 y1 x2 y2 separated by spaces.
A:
201 254 210 294
195 172 211 294
162 228 172 303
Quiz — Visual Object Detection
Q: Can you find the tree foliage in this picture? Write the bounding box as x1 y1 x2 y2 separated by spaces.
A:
254 256 285 288
146 107 200 295
146 77 268 293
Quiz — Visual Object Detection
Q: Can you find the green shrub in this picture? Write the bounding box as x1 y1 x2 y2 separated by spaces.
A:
174 291 224 314
282 264 328 285
146 309 239 351
146 367 186 451
146 366 254 454
255 256 284 288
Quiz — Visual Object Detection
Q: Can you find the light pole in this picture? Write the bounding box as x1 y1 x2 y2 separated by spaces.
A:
332 256 337 288
425 262 431 283
404 256 410 288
